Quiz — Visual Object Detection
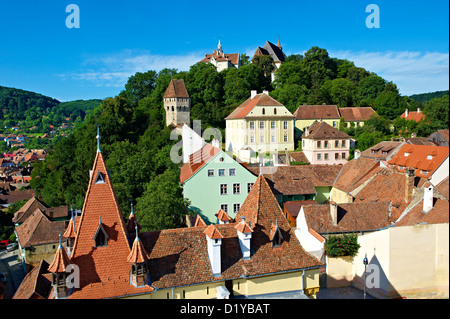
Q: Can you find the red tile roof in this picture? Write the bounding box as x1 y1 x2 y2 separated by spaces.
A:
225 93 288 120
293 105 340 120
387 145 449 179
332 157 381 193
180 143 222 184
127 235 150 264
200 51 240 66
303 201 392 234
395 198 449 226
283 200 318 219
400 109 426 122
303 121 350 140
13 260 51 299
48 240 71 273
216 209 232 222
204 224 224 239
68 152 154 298
339 107 376 122
163 79 189 98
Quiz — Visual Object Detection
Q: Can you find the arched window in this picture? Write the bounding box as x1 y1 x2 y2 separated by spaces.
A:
274 108 277 115
262 108 265 115
172 106 174 112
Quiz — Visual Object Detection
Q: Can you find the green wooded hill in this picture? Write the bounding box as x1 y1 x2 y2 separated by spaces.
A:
0 85 101 132
409 90 449 103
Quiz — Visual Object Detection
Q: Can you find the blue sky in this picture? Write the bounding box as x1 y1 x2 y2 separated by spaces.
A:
0 0 448 101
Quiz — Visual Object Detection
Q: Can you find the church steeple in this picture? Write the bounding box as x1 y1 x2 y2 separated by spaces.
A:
96 124 101 153
277 36 282 51
217 38 223 55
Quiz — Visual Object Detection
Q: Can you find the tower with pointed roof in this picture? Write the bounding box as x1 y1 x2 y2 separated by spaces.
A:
48 234 72 299
163 79 191 127
127 226 151 287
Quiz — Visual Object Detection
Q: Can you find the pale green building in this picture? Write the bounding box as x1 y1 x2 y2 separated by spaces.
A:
180 144 257 224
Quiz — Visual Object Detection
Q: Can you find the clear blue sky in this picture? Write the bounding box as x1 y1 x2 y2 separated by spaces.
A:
0 0 448 101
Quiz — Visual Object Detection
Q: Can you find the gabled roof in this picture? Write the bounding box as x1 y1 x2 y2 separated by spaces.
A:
216 209 232 223
127 234 150 264
163 79 189 98
225 93 290 120
400 109 425 122
387 145 449 179
339 107 376 122
13 260 51 299
204 224 224 239
293 105 340 120
253 41 286 63
303 121 350 140
303 201 392 234
200 52 240 66
180 143 222 184
12 197 47 224
360 141 403 160
332 157 382 194
15 208 66 248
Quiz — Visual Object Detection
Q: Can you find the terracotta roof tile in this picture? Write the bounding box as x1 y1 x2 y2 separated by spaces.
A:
339 107 376 121
303 121 350 140
395 198 449 226
216 209 232 222
333 157 381 193
225 93 287 120
387 145 449 179
180 143 221 184
204 224 224 239
127 235 150 264
400 109 426 122
48 240 71 273
13 260 51 299
293 105 340 120
303 201 392 234
163 79 189 98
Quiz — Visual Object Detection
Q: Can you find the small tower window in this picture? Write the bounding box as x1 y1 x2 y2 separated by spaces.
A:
274 108 277 115
93 217 109 248
95 171 105 184
262 108 265 115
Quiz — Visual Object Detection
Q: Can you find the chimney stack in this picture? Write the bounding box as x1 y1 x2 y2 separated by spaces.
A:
404 167 415 202
304 126 310 137
405 108 409 118
330 201 338 226
204 225 223 277
354 149 361 160
262 90 269 95
235 217 253 260
251 90 257 99
423 182 434 214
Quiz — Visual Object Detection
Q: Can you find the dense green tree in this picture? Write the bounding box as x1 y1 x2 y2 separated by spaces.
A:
122 70 157 106
321 78 356 107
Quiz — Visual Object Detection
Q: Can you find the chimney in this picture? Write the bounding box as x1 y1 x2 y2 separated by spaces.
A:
417 108 421 113
204 225 223 277
262 90 269 95
354 149 361 160
405 109 409 117
411 132 417 138
330 201 338 226
423 182 434 214
250 90 257 99
304 126 310 137
404 167 415 202
235 217 253 260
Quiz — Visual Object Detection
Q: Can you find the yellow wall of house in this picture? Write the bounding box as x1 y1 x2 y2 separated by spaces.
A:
295 119 338 133
121 268 321 299
330 187 353 204
22 242 61 269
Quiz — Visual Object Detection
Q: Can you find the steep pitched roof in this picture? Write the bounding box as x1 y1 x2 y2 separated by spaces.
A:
252 41 286 63
339 107 376 121
48 238 71 273
12 196 47 224
395 198 449 226
200 52 240 66
225 93 290 120
204 224 224 239
163 79 189 98
303 121 350 140
387 145 449 179
127 233 150 264
216 209 232 223
293 105 340 120
68 151 154 298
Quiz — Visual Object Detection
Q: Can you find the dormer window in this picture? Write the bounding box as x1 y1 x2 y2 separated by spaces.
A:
404 152 410 157
427 155 433 160
95 171 105 184
269 222 283 248
93 217 108 248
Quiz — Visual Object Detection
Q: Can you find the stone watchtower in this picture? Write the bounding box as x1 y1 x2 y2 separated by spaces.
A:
163 79 191 127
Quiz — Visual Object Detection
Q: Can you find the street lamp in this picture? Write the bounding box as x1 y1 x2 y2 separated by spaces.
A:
363 253 368 299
